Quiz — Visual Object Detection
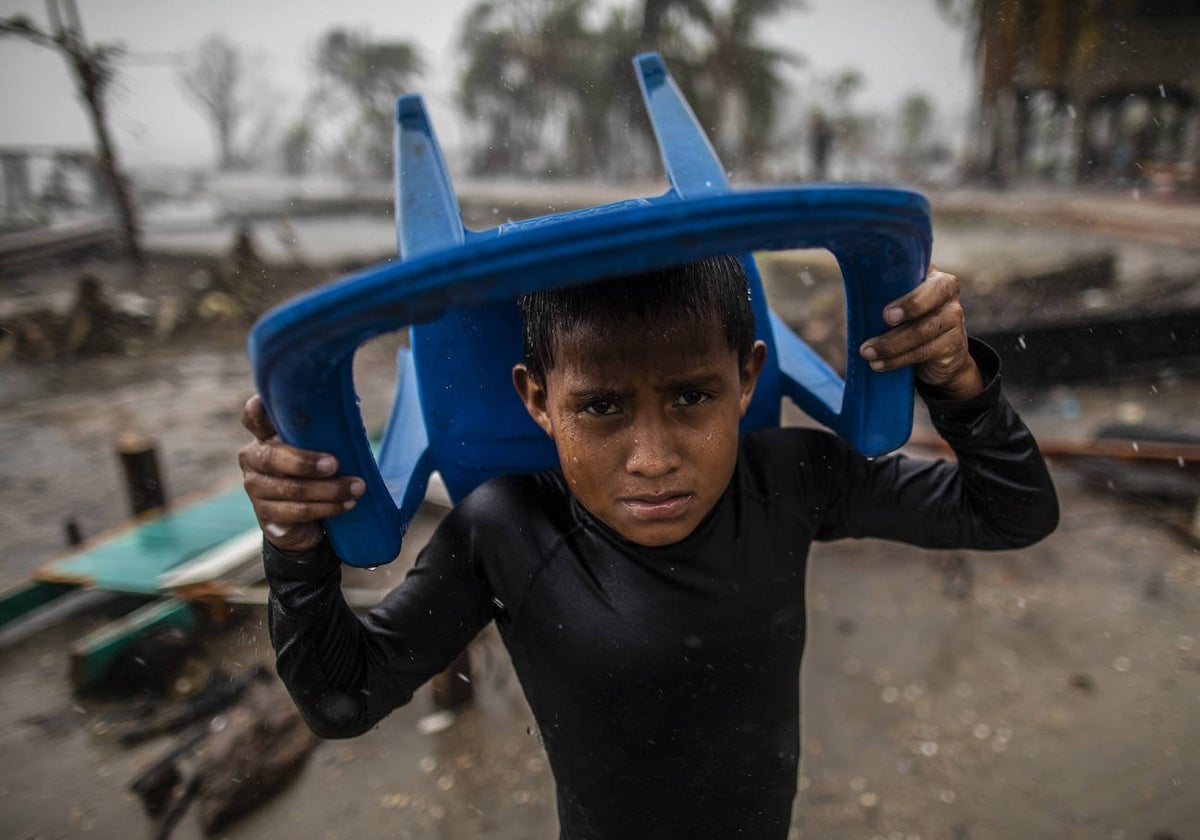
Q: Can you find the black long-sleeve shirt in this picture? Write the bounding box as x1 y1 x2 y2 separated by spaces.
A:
264 342 1057 839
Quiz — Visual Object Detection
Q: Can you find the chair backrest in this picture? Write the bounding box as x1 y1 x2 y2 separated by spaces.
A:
248 53 931 568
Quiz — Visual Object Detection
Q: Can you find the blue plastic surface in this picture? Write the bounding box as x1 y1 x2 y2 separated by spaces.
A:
248 52 932 568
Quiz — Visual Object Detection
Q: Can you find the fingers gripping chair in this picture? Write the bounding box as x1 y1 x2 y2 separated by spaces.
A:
248 53 932 569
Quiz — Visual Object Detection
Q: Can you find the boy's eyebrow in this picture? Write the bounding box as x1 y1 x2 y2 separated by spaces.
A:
564 370 725 400
567 386 634 401
656 372 725 393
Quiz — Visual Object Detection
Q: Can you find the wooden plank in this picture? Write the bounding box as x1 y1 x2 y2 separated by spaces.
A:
69 598 194 689
220 586 391 610
157 529 263 590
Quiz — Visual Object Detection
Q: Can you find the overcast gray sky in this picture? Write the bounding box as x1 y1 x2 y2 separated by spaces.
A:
0 0 974 169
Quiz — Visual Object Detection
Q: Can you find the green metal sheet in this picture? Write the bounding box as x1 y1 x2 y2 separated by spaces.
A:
43 488 258 594
0 580 78 629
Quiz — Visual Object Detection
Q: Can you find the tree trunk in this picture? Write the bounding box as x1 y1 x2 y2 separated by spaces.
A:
77 61 143 267
218 122 235 171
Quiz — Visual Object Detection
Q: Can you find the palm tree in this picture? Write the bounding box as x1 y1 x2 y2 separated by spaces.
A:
456 0 801 180
690 0 801 177
458 0 592 176
314 28 424 176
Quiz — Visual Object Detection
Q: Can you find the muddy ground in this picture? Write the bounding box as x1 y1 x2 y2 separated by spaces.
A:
0 199 1198 839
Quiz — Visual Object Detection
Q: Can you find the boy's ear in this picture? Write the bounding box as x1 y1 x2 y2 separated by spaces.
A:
738 340 768 418
512 363 555 439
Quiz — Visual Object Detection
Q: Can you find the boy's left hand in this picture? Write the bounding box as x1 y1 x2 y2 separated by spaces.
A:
858 265 984 401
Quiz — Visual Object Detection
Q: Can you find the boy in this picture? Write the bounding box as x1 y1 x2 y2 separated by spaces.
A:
240 256 1057 838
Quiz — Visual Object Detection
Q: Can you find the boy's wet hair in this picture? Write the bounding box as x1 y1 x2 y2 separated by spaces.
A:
518 254 755 384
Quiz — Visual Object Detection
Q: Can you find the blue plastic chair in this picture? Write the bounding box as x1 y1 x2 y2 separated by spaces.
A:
248 53 932 568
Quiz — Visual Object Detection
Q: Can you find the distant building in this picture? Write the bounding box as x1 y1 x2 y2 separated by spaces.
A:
1 145 104 228
970 1 1200 190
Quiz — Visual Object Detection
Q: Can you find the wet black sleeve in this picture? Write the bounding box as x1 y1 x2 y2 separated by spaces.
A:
263 506 496 739
812 339 1059 548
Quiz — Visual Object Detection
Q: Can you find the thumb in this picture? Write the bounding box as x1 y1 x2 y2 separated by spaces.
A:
242 394 278 442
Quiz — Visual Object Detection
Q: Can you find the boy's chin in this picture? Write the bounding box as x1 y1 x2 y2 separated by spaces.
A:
602 510 704 548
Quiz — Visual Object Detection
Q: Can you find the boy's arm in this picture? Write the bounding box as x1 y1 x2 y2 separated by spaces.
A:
240 396 493 738
263 527 494 739
819 338 1057 548
810 266 1058 548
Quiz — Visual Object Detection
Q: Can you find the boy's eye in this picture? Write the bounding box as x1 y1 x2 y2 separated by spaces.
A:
675 390 710 407
583 400 620 416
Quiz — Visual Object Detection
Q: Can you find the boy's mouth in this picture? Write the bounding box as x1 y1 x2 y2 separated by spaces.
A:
620 493 693 520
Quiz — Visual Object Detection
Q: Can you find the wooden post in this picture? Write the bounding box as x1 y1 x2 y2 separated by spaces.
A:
64 517 82 546
117 432 167 515
430 650 473 710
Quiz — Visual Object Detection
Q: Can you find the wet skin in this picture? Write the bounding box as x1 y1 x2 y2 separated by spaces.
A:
513 319 766 547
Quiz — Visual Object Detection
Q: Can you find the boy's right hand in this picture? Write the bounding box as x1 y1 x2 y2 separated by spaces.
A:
239 395 365 555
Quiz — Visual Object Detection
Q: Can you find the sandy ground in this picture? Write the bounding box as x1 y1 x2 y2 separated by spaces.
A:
0 199 1198 839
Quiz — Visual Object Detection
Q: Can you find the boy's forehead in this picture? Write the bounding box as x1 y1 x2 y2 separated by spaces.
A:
550 314 732 375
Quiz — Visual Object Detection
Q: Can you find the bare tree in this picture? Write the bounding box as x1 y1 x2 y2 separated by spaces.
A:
0 0 142 266
179 33 248 171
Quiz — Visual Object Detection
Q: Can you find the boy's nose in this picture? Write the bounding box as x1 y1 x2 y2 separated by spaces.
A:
625 421 680 478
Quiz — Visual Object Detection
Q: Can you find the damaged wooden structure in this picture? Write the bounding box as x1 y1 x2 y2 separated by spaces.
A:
965 2 1200 188
0 481 260 688
0 458 454 691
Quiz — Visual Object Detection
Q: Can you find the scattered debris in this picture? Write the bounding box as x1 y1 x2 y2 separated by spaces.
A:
129 670 317 838
115 666 268 746
97 625 199 697
1068 673 1096 694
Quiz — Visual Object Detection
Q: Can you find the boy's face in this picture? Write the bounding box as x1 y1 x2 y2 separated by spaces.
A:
514 317 766 547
